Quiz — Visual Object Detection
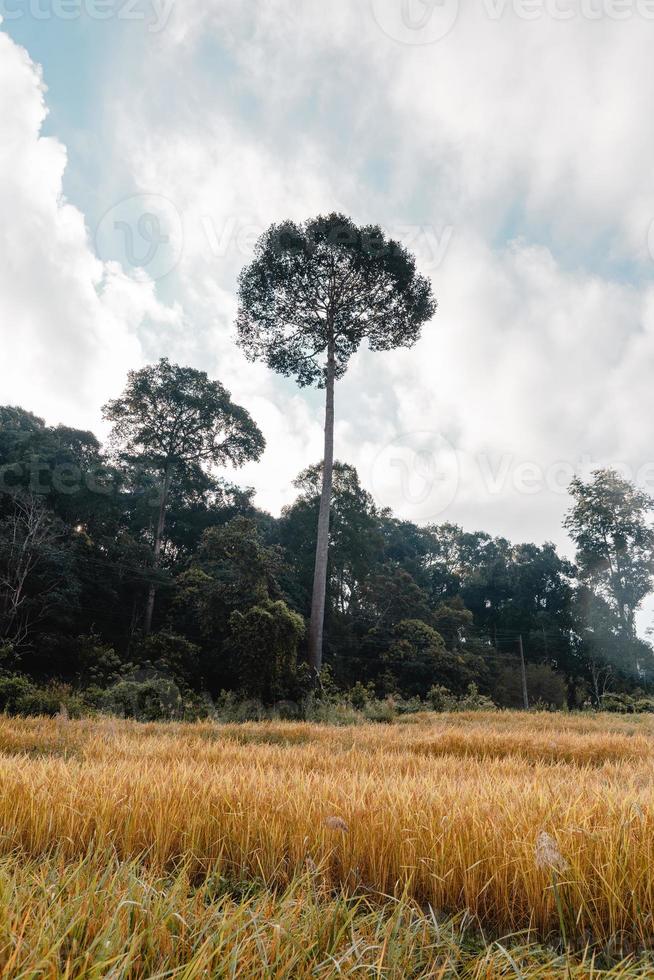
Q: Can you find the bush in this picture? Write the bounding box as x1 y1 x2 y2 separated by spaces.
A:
363 697 397 724
600 692 636 713
395 695 425 715
427 684 457 712
457 683 496 711
303 699 362 726
427 683 496 713
101 673 184 721
70 633 123 687
13 680 85 718
0 674 35 714
348 681 373 710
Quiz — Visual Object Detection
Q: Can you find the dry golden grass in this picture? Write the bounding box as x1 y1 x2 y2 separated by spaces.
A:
1 710 654 976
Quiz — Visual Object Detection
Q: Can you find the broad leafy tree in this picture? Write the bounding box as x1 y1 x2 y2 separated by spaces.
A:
103 359 265 633
236 213 436 673
565 469 654 640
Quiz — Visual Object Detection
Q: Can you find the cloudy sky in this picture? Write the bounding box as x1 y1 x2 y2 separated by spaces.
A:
2 1 654 576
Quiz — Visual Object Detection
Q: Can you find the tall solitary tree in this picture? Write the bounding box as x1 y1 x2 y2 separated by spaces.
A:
103 358 265 633
236 213 436 674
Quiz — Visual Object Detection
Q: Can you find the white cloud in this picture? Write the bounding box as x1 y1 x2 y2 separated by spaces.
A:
351 233 654 547
95 1 654 548
5 3 654 584
0 25 181 432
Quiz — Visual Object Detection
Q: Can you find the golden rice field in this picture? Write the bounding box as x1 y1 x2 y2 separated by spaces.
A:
2 710 654 977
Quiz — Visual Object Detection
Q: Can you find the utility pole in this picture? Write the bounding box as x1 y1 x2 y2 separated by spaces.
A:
518 634 529 710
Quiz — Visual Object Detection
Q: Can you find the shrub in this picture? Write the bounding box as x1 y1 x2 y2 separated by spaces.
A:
458 683 496 711
304 699 362 725
15 681 85 718
70 633 123 687
427 684 457 712
395 695 425 715
602 693 654 714
228 600 305 703
0 674 35 714
600 693 635 713
427 682 496 712
101 673 184 721
363 697 397 724
348 681 372 710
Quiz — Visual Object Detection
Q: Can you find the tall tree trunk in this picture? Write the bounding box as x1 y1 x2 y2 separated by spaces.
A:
144 461 172 635
308 343 335 676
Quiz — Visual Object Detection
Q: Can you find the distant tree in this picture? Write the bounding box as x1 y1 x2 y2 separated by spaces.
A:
383 618 446 696
431 596 474 646
103 359 265 633
68 632 123 688
171 516 284 692
236 213 436 675
360 565 432 628
0 493 65 647
572 585 620 703
0 405 109 526
564 469 654 648
377 618 484 698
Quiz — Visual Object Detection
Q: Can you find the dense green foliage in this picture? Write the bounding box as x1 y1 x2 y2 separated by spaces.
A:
1 381 654 717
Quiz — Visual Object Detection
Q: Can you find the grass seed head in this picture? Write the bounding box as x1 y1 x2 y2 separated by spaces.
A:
324 815 349 833
535 831 567 872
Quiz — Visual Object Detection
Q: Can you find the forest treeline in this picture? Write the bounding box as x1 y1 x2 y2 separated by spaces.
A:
3 215 654 718
1 391 653 718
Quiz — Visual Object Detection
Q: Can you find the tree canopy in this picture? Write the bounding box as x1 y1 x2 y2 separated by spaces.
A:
236 213 436 386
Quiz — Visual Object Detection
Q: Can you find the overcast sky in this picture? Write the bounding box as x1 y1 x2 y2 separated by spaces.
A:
2 2 654 599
